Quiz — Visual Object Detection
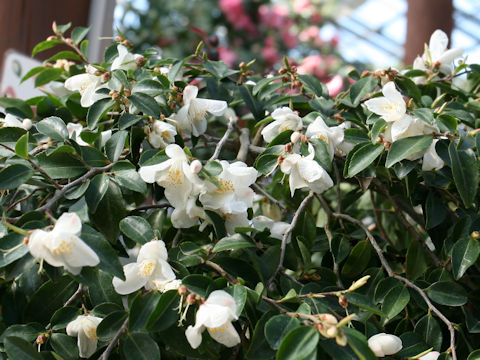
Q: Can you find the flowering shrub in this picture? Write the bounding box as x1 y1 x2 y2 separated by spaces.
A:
0 23 479 360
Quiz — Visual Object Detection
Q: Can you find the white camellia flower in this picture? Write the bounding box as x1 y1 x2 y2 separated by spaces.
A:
67 123 89 146
66 315 102 358
261 107 303 143
111 44 142 71
185 290 240 349
138 144 200 208
148 120 177 149
419 351 440 360
170 193 206 229
280 153 333 196
252 215 291 242
384 115 438 143
367 333 402 357
112 240 176 294
364 82 406 123
172 85 228 136
306 116 352 158
1 113 31 130
422 139 444 171
425 29 463 74
199 161 258 216
28 213 99 275
64 65 107 107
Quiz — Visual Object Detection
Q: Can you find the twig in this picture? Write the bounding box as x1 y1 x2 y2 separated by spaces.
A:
44 284 84 331
332 212 457 360
6 188 42 213
128 202 170 214
99 317 129 360
236 128 250 162
0 143 61 189
37 164 114 212
267 191 314 286
209 117 236 161
252 183 286 211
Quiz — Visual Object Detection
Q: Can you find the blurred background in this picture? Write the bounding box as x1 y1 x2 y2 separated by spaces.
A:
0 0 479 98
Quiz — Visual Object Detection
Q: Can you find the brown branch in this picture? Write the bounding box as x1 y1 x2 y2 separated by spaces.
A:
209 116 236 161
332 212 457 360
99 317 129 360
6 188 42 213
267 191 314 286
252 183 286 211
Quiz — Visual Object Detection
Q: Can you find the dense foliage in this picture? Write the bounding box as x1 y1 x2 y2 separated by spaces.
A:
0 23 479 360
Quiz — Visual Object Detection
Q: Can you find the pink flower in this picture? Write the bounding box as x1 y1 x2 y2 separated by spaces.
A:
310 12 323 24
262 46 280 65
299 26 319 42
219 0 256 33
326 75 343 97
298 55 327 78
330 34 339 47
282 31 298 49
218 47 237 67
293 0 312 13
258 4 289 29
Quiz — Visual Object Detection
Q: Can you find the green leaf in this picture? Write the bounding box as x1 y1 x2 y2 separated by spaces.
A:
21 66 47 83
31 39 63 57
146 290 179 330
34 68 64 87
427 281 467 306
253 75 283 95
369 118 387 144
346 142 384 177
0 97 33 118
0 164 33 190
85 174 108 213
45 51 82 63
425 191 446 229
350 76 378 107
0 324 40 343
415 314 442 351
345 293 386 317
225 284 248 316
81 225 125 279
265 315 301 350
50 333 78 360
239 85 264 121
344 327 377 360
121 332 161 360
132 80 165 96
449 143 478 208
203 160 223 176
468 350 480 360
130 292 161 332
105 130 128 162
129 93 161 118
4 336 43 360
50 307 81 330
71 26 90 44
205 210 227 239
452 237 480 280
36 148 86 179
96 311 128 341
119 216 155 244
385 135 433 167
213 233 256 253
80 39 89 58
181 274 214 298
87 98 115 130
204 60 239 79
298 74 327 97
254 153 279 175
344 128 370 144
341 240 372 277
309 138 332 172
119 113 144 130
0 233 29 267
381 286 410 322
406 240 428 280
36 116 68 140
112 161 147 193
15 132 29 159
276 326 319 360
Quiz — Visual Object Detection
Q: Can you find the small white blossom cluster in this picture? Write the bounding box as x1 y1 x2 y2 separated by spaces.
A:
139 144 258 234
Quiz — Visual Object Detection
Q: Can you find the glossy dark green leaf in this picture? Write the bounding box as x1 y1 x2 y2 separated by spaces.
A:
146 290 179 330
0 164 33 190
344 327 377 360
80 39 89 58
129 92 161 118
71 26 90 44
45 50 82 63
31 39 63 56
112 161 147 193
346 142 384 177
385 135 432 167
225 284 248 316
239 85 264 121
449 143 478 208
14 132 29 159
369 118 387 144
130 292 161 332
203 160 223 176
181 274 214 298
265 315 301 350
34 68 63 87
121 332 161 360
381 286 410 322
415 314 442 351
119 216 155 244
36 148 86 179
0 233 29 267
87 98 115 130
341 240 372 277
350 76 378 107
406 240 428 280
205 210 227 239
452 237 480 280
204 60 239 79
4 336 43 360
96 311 127 341
276 326 319 360
50 306 81 330
119 113 144 130
85 173 108 213
310 137 332 172
427 281 467 306
133 80 165 96
105 130 128 162
50 333 78 360
254 153 279 175
298 74 327 97
213 234 256 253
468 350 480 360
36 116 68 140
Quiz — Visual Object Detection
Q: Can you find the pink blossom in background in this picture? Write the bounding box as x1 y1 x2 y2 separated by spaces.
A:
262 37 280 65
299 26 319 42
293 0 312 14
282 30 298 49
258 4 289 29
218 46 237 67
326 75 343 97
219 0 256 34
297 55 327 78
330 34 339 47
310 12 323 24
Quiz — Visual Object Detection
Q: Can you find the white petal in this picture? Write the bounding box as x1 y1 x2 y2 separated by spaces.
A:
368 333 402 357
56 235 99 268
186 325 203 349
138 161 172 183
3 114 24 128
196 304 234 328
80 81 99 107
261 120 281 143
251 216 275 231
419 351 441 360
437 47 463 66
205 290 238 318
183 85 198 104
171 206 199 228
112 262 147 295
280 154 301 175
364 97 394 118
225 212 249 235
137 240 169 263
172 105 191 134
429 29 448 61
64 74 90 92
54 212 82 235
207 321 241 348
77 328 98 358
382 82 404 105
165 144 187 160
194 98 228 117
422 140 444 171
66 316 83 336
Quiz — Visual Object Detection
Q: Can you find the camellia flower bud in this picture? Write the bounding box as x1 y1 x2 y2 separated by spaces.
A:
290 131 301 144
102 72 110 82
367 333 402 357
65 38 74 45
348 275 370 292
190 160 202 174
178 285 187 296
22 119 32 131
123 89 131 97
186 293 196 305
338 295 348 308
